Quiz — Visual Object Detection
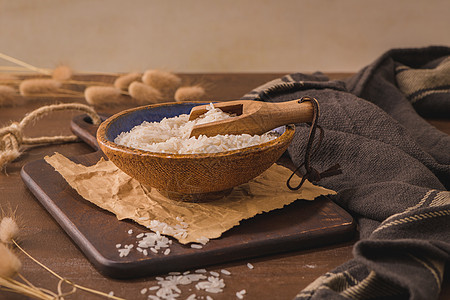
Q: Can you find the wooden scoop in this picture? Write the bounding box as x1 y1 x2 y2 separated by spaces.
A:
189 99 313 137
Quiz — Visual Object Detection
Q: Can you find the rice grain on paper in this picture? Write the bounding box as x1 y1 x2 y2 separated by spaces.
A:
45 153 336 244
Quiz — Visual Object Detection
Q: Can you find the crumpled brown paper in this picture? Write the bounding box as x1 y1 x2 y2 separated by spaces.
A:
45 152 336 244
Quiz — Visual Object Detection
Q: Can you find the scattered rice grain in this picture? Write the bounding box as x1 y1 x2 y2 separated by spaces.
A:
169 272 181 275
195 269 207 273
186 294 197 300
196 236 209 245
247 263 254 269
118 247 132 257
236 289 247 299
195 276 225 294
305 264 317 269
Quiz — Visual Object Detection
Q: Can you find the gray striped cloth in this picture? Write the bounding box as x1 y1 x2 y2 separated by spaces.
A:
243 46 450 300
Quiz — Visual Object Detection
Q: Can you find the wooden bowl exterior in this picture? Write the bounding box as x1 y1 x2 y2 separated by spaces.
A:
97 103 295 196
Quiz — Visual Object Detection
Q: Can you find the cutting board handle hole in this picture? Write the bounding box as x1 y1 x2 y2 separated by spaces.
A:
83 115 94 124
83 115 107 125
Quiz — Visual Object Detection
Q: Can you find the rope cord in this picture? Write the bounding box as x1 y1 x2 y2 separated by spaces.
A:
0 103 101 170
286 97 342 190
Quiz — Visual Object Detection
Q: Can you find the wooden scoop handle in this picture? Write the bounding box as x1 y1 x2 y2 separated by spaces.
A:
260 99 314 128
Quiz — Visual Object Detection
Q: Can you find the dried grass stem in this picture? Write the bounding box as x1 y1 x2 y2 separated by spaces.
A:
12 239 126 299
0 52 51 75
0 277 54 300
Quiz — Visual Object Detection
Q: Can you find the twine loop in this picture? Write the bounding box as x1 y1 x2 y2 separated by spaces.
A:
0 103 101 170
0 122 22 148
287 97 342 190
54 278 77 299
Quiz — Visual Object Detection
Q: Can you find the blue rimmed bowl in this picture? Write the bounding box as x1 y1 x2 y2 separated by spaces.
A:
96 102 295 201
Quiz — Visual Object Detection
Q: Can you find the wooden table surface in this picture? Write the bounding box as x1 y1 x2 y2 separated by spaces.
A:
0 73 448 300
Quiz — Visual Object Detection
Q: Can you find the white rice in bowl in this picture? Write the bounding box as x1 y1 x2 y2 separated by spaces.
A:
114 103 279 154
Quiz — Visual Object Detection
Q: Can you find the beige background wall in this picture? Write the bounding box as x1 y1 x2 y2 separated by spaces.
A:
0 0 449 74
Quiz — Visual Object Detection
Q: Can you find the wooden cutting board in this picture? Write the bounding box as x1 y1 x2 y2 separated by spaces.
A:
20 114 355 279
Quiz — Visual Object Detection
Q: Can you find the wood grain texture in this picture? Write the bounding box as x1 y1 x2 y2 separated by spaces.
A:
1 73 448 300
21 150 355 278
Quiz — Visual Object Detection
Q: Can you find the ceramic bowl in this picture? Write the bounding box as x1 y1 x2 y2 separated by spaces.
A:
96 102 295 201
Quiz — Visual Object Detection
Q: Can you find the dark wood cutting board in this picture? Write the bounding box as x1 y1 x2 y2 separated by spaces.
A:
20 114 355 279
